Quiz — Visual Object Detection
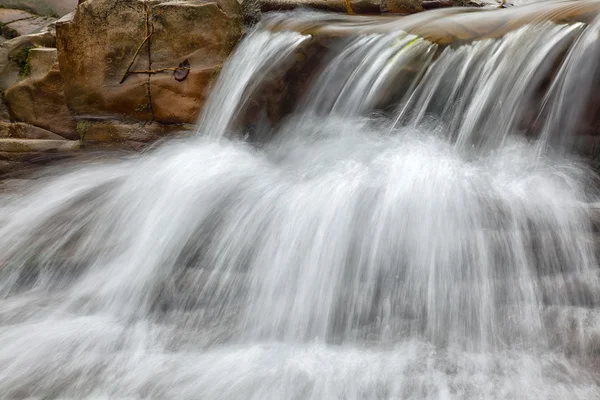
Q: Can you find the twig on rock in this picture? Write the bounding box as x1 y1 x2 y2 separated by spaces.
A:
119 31 154 84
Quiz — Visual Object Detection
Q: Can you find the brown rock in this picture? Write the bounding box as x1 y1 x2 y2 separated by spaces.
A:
27 46 57 79
56 0 242 125
4 61 77 139
0 138 78 152
80 120 192 144
0 29 56 90
257 0 380 13
0 95 10 121
0 140 78 176
380 0 423 13
0 121 65 139
422 0 454 9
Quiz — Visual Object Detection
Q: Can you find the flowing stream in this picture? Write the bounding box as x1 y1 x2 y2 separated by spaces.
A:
2 5 600 399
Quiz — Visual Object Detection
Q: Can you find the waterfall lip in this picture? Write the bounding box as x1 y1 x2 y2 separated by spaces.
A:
262 0 600 44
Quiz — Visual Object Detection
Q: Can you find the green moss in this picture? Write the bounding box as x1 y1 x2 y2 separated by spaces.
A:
76 120 92 146
12 46 33 78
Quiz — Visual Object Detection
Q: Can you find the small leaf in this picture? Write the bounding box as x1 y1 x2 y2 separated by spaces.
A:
173 59 190 82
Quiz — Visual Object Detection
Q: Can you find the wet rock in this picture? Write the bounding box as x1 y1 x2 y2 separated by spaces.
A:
257 0 380 14
0 138 78 153
0 138 79 179
4 61 77 139
422 0 454 9
380 0 423 13
0 121 65 139
80 120 193 144
55 0 242 125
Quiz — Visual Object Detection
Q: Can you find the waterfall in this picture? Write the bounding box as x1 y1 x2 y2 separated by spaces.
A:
2 6 600 399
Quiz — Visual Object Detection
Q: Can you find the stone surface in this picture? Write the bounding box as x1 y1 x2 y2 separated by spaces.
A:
0 96 10 121
56 0 242 125
27 46 57 79
1 0 78 17
380 0 425 13
0 138 78 152
257 0 380 13
0 121 65 139
81 120 193 144
0 29 56 90
4 61 77 139
3 15 56 37
0 9 35 25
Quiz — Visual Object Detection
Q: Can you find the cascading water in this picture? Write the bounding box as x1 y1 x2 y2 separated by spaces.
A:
2 4 600 399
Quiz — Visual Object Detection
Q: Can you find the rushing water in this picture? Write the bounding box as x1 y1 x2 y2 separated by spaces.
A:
3 5 600 399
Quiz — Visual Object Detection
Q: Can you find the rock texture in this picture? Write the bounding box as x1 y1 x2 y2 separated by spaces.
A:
26 46 57 79
0 8 56 37
0 121 64 139
1 0 78 17
0 96 10 122
256 0 480 14
55 0 242 125
4 61 78 139
0 29 56 90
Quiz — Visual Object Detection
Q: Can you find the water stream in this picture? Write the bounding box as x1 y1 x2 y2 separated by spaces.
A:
2 5 600 399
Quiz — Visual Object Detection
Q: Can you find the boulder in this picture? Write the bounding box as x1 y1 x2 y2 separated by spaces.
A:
256 0 478 14
0 138 79 179
0 29 56 90
55 0 243 125
256 0 380 14
0 9 56 38
0 95 10 121
0 121 65 139
26 46 57 78
80 120 194 144
0 9 35 26
0 138 78 153
380 0 423 14
4 61 77 139
0 0 79 17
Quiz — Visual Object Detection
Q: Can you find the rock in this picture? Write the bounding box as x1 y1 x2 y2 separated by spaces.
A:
80 120 193 144
0 159 28 177
380 0 423 13
56 0 243 125
0 9 56 38
0 9 35 25
26 46 57 79
422 0 454 9
3 16 56 37
0 138 79 152
257 0 380 14
0 95 10 121
4 61 77 139
0 137 79 179
0 121 65 139
0 29 56 90
0 0 79 17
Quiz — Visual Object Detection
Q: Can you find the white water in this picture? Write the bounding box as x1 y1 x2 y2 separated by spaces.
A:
2 10 600 400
